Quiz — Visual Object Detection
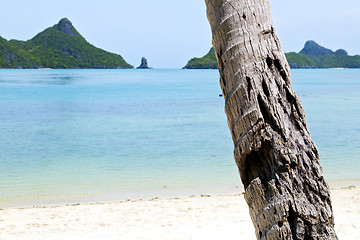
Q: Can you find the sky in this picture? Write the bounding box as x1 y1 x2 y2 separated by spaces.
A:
1 0 360 68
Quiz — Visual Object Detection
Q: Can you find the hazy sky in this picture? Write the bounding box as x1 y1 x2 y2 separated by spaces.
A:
1 0 359 68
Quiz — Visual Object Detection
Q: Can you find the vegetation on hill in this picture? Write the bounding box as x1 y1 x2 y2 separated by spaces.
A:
0 18 133 69
0 36 40 68
286 41 360 68
183 47 217 69
184 41 360 69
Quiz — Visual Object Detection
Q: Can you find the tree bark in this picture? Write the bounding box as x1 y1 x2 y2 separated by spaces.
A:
205 0 338 239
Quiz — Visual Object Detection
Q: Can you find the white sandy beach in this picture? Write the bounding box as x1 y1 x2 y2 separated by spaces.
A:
0 185 358 240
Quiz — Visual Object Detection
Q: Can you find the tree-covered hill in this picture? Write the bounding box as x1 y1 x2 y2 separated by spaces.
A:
0 18 133 69
0 36 40 68
286 40 360 68
184 41 360 69
183 47 217 69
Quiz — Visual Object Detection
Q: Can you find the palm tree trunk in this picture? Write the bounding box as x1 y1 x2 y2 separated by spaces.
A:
205 0 338 239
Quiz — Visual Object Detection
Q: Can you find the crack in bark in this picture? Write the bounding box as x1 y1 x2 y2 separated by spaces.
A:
246 76 252 100
288 205 300 240
257 94 285 139
261 27 274 35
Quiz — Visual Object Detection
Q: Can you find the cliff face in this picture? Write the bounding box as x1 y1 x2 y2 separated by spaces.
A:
56 18 80 37
0 18 133 69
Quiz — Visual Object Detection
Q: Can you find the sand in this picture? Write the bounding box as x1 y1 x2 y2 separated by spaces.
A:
0 186 358 240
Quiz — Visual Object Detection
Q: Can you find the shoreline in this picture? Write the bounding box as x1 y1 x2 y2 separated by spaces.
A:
0 185 243 210
1 178 359 210
0 185 358 240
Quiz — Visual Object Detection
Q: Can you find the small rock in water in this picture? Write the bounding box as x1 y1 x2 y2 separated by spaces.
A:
137 57 152 69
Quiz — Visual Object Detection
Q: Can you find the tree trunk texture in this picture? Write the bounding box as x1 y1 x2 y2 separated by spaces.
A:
205 0 338 239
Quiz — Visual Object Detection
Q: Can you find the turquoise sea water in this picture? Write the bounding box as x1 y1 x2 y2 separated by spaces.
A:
0 69 359 206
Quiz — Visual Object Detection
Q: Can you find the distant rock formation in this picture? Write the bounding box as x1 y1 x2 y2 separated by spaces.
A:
299 40 333 56
137 57 152 69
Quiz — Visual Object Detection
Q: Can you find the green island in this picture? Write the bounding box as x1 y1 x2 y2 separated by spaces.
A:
0 18 133 69
182 47 218 69
183 41 360 69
